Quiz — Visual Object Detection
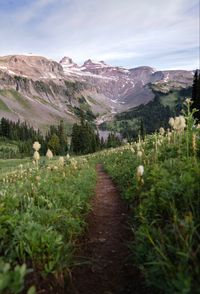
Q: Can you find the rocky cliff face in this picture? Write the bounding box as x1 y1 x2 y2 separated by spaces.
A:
0 54 194 130
60 57 193 109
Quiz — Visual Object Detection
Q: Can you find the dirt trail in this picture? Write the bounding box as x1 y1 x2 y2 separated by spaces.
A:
69 164 147 294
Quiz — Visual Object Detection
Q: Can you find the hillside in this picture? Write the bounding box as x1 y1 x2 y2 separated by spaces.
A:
99 86 192 138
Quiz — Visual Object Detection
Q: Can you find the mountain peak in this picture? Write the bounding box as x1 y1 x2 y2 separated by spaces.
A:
60 56 78 68
82 59 109 69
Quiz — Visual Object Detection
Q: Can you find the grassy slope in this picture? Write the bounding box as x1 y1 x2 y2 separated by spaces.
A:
0 89 31 109
0 98 11 112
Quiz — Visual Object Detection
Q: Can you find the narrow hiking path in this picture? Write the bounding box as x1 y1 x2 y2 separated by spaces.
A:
69 164 147 294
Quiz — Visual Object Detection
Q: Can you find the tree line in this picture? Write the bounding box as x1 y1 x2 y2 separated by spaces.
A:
191 69 200 122
0 118 122 158
71 120 121 154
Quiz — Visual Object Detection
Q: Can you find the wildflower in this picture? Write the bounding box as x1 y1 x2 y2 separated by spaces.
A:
46 149 53 159
174 116 186 131
33 141 41 151
33 151 40 162
130 147 135 153
35 176 41 181
137 165 144 177
136 165 144 178
58 156 64 167
169 117 175 128
184 98 192 105
179 116 186 129
159 127 165 136
167 130 172 143
66 154 70 160
137 150 143 158
71 158 78 170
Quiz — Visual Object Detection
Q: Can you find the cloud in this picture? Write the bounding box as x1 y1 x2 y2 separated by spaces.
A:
0 0 198 69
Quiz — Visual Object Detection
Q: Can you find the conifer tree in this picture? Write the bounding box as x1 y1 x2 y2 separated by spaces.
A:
57 120 68 155
191 69 200 122
48 133 60 155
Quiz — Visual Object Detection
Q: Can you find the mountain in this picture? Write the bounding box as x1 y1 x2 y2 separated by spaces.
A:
0 55 111 130
0 54 194 130
60 58 193 108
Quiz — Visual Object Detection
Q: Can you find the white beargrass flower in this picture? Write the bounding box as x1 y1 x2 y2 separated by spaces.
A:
58 156 64 167
136 165 144 178
71 158 78 170
169 117 175 128
137 150 143 158
35 176 41 182
33 151 40 162
33 141 41 151
159 127 165 135
180 116 186 128
174 116 186 131
46 149 53 159
184 98 192 105
66 154 70 160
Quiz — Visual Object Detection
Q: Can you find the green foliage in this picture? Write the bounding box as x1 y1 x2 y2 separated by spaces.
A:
0 260 29 294
0 99 10 112
0 118 70 158
34 81 52 95
100 96 173 139
64 80 84 96
0 89 30 109
47 133 60 154
0 157 96 292
191 69 200 122
0 139 20 159
71 120 100 154
98 104 200 293
73 106 96 122
106 132 122 148
0 117 44 158
45 120 69 155
100 88 192 140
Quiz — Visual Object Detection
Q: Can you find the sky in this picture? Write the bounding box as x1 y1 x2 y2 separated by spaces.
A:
0 0 199 70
